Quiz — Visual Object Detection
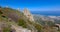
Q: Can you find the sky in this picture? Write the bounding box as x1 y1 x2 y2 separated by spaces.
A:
0 0 60 11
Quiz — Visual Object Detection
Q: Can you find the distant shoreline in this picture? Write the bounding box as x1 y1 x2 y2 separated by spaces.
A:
32 14 60 16
31 11 60 16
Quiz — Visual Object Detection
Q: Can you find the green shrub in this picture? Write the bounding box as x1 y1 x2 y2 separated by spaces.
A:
47 21 55 27
34 23 42 32
18 19 27 28
3 27 11 32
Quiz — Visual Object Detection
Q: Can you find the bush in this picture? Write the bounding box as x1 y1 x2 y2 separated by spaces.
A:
47 21 55 27
34 23 43 32
18 19 27 28
3 27 11 32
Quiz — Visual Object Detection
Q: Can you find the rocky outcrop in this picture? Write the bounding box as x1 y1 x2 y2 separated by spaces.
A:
23 8 34 22
0 7 43 32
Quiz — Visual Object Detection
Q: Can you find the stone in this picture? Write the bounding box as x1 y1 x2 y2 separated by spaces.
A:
23 8 34 22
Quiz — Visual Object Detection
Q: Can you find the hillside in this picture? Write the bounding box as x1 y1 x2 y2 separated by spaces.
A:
0 6 43 32
33 14 60 32
0 6 60 32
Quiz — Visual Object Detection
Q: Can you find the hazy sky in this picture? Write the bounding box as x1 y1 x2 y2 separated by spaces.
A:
0 0 60 11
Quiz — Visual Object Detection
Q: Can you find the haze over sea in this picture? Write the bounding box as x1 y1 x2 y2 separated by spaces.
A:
31 11 60 16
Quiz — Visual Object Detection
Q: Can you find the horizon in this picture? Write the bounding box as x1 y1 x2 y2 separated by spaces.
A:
0 0 60 11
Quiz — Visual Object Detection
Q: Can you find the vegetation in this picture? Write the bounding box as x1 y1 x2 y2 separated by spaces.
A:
3 26 11 32
17 19 27 28
34 23 42 32
0 6 60 32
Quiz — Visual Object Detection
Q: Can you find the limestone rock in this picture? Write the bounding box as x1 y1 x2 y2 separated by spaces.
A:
23 8 34 22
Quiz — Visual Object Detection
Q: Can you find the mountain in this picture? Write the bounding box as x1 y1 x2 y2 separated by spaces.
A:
0 6 43 32
0 6 60 32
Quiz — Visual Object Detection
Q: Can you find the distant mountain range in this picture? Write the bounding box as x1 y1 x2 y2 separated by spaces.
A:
31 11 60 16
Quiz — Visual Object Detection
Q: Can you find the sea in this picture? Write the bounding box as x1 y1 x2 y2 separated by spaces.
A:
31 11 60 16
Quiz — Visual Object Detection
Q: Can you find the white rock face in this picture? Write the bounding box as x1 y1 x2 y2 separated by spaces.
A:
23 8 34 21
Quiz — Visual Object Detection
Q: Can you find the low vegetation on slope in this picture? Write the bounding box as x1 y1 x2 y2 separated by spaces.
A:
0 6 43 32
1 6 60 32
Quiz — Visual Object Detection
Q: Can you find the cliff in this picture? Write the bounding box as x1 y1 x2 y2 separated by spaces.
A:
23 8 34 22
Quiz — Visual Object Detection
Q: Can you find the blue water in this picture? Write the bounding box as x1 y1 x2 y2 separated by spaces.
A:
31 11 60 16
